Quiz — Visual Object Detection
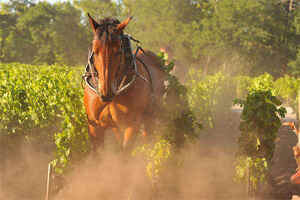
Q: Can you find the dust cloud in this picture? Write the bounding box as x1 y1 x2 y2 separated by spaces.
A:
0 113 256 200
52 118 248 200
53 148 151 200
0 137 52 200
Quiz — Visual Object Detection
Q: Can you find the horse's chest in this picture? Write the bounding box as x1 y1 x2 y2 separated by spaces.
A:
99 103 129 126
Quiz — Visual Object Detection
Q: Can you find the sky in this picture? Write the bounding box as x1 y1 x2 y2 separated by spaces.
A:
0 0 69 3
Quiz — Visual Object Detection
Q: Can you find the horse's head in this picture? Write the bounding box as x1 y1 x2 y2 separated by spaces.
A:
88 14 132 102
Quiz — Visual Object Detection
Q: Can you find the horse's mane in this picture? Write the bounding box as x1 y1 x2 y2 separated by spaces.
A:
97 17 120 26
94 17 121 41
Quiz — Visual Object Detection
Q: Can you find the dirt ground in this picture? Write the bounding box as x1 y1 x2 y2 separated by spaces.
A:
1 107 300 200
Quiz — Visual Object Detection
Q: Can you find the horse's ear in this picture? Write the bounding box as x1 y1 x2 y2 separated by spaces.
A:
117 16 133 31
87 13 98 34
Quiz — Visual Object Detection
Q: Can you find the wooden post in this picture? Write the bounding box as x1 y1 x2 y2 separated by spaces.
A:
45 163 52 200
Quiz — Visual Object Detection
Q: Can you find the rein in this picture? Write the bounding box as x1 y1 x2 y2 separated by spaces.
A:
82 34 153 99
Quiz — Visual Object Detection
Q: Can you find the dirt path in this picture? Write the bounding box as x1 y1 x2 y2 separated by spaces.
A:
2 107 300 200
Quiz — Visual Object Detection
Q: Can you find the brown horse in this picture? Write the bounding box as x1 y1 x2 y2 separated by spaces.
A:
83 14 166 151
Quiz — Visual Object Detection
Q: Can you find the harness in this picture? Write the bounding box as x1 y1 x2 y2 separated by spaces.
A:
82 34 153 99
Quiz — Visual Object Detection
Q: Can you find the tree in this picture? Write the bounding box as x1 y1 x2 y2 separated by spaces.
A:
74 0 121 19
123 0 203 78
0 1 90 65
189 0 300 76
122 0 300 77
0 0 34 63
51 2 90 65
288 0 300 76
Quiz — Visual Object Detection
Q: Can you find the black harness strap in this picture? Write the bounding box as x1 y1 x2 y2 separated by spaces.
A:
135 50 153 93
82 35 153 98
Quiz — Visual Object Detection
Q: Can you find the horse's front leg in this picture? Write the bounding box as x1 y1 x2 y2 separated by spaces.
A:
84 87 107 152
123 124 140 150
88 123 105 152
112 127 122 146
141 113 155 137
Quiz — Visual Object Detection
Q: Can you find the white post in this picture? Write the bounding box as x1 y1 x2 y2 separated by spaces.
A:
45 163 52 200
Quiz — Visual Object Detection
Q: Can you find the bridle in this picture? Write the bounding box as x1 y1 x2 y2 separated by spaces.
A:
82 32 153 102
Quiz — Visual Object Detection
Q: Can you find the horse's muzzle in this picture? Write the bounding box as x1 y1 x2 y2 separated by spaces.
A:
100 94 114 102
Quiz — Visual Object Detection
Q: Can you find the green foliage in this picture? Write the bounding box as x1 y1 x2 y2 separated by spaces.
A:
247 73 275 94
125 0 300 76
0 1 89 65
236 73 300 112
132 138 172 186
74 0 120 19
274 75 300 107
133 52 199 187
235 75 253 99
0 63 89 173
186 71 298 134
235 156 268 191
236 73 275 98
288 3 300 76
124 0 202 63
186 68 235 128
157 52 201 146
234 88 286 193
2 0 300 77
